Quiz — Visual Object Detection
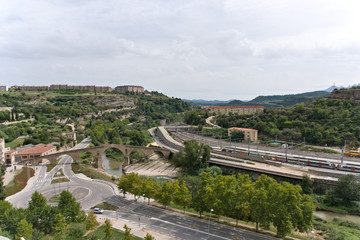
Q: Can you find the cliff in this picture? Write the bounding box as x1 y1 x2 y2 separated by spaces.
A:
328 88 360 103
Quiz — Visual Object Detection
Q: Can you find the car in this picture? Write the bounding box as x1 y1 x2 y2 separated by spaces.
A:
93 208 104 214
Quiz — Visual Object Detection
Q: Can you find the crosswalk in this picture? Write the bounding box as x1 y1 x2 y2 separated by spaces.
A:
35 179 52 183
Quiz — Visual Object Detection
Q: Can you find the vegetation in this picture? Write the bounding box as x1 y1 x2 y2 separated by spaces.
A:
118 172 314 238
214 98 360 147
51 177 69 184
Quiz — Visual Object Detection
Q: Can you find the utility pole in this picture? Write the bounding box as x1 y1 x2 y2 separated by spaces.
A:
247 139 250 155
340 140 346 166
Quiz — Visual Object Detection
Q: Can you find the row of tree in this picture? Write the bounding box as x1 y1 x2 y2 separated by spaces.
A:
118 172 315 238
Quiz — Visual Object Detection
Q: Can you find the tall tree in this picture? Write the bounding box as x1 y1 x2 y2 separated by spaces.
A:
52 213 67 238
104 219 113 240
15 219 33 240
86 211 97 231
172 180 192 213
58 190 84 223
155 180 174 209
123 224 133 240
0 163 6 200
27 191 48 228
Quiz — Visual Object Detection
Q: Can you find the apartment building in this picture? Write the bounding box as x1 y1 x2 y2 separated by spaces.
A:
5 149 17 165
205 106 265 115
11 85 49 91
114 85 144 93
49 84 112 92
0 85 7 91
228 127 258 142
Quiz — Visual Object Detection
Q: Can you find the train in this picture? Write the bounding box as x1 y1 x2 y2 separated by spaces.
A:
219 146 360 173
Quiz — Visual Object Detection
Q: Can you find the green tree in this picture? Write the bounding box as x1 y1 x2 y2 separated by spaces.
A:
118 175 130 198
15 219 33 240
301 175 313 195
142 177 155 205
155 180 174 209
52 213 67 238
58 190 84 223
192 172 213 217
144 233 155 240
0 164 6 200
334 174 360 205
86 211 97 231
27 191 48 228
230 130 245 141
172 180 192 213
104 219 113 240
123 224 133 240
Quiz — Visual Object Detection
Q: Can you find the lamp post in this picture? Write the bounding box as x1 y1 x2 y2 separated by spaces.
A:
208 209 213 232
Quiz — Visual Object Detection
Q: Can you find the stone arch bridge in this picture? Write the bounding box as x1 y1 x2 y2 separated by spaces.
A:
18 144 171 169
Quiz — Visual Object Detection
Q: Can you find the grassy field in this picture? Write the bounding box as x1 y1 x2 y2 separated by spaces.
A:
47 163 56 172
49 194 60 202
5 138 25 149
51 177 69 184
5 167 35 197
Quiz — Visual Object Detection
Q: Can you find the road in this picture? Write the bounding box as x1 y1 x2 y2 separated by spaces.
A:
7 137 116 209
103 195 278 240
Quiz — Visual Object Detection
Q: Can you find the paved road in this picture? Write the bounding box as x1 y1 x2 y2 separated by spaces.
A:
104 195 278 240
7 138 116 209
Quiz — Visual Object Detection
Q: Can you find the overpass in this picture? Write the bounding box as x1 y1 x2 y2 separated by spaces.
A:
18 144 171 169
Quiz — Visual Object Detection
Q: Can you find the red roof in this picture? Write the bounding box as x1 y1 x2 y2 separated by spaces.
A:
229 127 257 132
16 145 56 155
6 149 17 154
210 106 265 109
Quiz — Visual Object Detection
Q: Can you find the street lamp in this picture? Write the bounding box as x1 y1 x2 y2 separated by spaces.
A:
208 209 213 232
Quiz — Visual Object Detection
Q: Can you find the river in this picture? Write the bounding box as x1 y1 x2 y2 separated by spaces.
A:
314 211 360 225
102 152 123 177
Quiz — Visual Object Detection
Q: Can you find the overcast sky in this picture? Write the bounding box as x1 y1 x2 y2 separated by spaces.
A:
1 0 359 100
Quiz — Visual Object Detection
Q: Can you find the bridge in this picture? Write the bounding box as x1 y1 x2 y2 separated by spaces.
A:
18 144 172 169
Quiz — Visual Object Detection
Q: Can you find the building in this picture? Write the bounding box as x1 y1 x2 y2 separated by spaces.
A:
114 85 144 93
0 139 4 163
5 149 17 165
49 84 112 93
63 132 76 141
228 127 258 142
11 85 49 91
15 145 57 162
204 106 265 115
0 85 7 91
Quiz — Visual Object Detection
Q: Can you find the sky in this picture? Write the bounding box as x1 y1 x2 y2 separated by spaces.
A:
1 0 360 100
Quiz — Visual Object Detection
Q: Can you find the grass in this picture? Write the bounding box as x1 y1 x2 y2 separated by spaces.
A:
47 163 56 172
71 163 115 183
54 168 65 177
91 202 119 211
312 194 360 215
314 217 360 239
5 138 24 148
5 167 35 197
51 177 69 184
49 194 60 202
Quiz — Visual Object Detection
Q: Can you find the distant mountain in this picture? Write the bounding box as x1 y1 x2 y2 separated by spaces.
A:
182 99 234 105
221 91 329 108
324 83 360 92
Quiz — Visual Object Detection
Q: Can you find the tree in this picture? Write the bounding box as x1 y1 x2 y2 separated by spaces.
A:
15 219 33 240
144 233 155 240
52 213 67 238
230 130 244 141
123 224 133 240
172 181 192 213
27 191 48 228
0 164 6 200
142 177 155 205
301 175 313 195
334 174 360 205
104 219 113 240
58 190 84 223
118 175 130 198
86 211 97 231
155 180 174 209
192 172 213 217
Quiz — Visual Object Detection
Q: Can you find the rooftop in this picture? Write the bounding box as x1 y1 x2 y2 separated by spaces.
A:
229 127 258 132
16 145 55 155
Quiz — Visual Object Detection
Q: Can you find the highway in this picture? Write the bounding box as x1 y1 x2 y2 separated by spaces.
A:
7 137 116 209
102 195 278 240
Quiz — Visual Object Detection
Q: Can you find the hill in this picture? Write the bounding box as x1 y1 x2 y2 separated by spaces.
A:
222 91 329 108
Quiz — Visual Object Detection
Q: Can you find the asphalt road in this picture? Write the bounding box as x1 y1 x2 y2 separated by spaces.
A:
7 137 115 209
104 195 278 240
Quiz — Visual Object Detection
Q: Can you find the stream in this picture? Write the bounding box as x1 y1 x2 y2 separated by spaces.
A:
102 152 123 177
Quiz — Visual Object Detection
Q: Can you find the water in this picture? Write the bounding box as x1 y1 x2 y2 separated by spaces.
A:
314 211 360 225
102 152 123 177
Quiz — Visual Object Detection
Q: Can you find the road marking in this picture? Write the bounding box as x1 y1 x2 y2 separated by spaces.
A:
150 217 231 240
